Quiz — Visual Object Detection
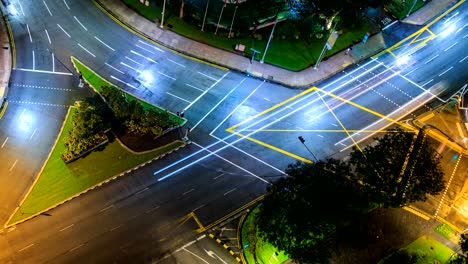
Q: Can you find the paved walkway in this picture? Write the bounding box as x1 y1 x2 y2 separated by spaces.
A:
0 2 12 114
96 0 459 88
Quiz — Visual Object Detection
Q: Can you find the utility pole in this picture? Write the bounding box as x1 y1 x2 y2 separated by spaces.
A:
314 22 338 69
201 0 210 31
260 18 278 64
160 0 166 28
406 0 418 17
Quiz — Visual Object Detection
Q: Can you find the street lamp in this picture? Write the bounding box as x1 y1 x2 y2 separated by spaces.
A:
160 0 166 28
228 3 238 38
298 136 318 162
201 0 210 31
215 1 227 35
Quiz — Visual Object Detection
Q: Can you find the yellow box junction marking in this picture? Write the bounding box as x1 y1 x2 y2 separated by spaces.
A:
227 86 416 163
373 0 465 60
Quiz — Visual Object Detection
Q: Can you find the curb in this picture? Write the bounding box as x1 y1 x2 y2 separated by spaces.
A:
208 233 241 263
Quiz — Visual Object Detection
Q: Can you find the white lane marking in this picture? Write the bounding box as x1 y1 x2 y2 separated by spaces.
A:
192 142 270 184
32 50 35 70
45 29 51 44
125 56 144 66
14 68 72 75
404 67 418 76
8 101 69 107
444 42 457 51
18 244 34 252
438 66 453 77
263 97 270 101
424 54 439 64
167 59 185 68
182 188 195 195
210 81 263 135
105 63 124 74
110 225 122 231
110 75 138 89
52 53 55 72
331 123 338 127
213 173 224 180
135 44 156 55
421 79 433 87
192 204 206 212
77 43 96 57
63 0 70 10
197 71 218 81
457 23 468 33
185 71 230 111
74 16 87 31
1 137 8 148
145 205 160 213
94 36 115 51
9 160 18 172
460 55 468 63
99 204 114 213
59 224 74 232
26 24 32 42
18 1 25 16
135 187 148 195
464 33 468 39
166 92 191 103
43 0 53 16
130 50 157 63
185 83 204 92
137 40 165 52
19 109 26 120
120 62 140 72
317 134 324 138
29 128 37 140
57 24 71 38
158 71 176 80
224 188 237 196
191 78 245 131
69 244 84 252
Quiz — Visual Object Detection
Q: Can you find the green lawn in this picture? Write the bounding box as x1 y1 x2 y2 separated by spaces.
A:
435 224 457 240
72 57 184 126
385 0 428 20
7 107 184 226
119 0 371 71
241 207 289 264
379 235 455 264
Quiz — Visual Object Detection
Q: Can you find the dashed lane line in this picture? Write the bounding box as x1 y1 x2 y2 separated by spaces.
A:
95 36 115 51
57 24 71 38
73 16 87 31
7 100 69 107
13 84 72 91
42 0 52 16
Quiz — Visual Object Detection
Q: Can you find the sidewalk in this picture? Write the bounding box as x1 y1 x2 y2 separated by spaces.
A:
96 0 459 88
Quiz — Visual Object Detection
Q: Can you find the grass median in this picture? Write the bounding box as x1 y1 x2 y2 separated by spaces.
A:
6 61 185 226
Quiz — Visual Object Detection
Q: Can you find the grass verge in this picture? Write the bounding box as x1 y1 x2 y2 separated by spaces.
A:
72 56 184 126
385 0 428 20
378 235 455 264
435 223 457 240
120 0 371 71
241 207 289 264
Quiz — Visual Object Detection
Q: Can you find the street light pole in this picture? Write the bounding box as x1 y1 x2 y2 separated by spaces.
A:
298 136 318 162
228 4 238 38
260 18 278 64
314 22 337 69
406 0 418 17
160 0 166 28
215 1 227 35
201 0 210 31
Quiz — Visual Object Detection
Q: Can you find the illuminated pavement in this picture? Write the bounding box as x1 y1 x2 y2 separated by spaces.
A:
0 0 466 263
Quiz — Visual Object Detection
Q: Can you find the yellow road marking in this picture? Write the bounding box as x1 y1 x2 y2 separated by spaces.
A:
426 0 465 28
227 86 318 132
0 101 8 120
239 129 399 133
420 112 434 122
91 0 228 71
315 90 362 152
403 206 431 220
232 131 312 163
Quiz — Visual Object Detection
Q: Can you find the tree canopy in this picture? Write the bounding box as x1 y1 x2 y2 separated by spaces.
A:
350 128 445 208
257 159 367 263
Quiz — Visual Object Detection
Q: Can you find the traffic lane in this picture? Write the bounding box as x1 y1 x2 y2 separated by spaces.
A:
156 235 239 264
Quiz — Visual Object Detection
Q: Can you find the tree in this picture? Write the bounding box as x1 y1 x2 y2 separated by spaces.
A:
350 128 445 208
257 159 368 263
461 232 468 255
449 255 467 264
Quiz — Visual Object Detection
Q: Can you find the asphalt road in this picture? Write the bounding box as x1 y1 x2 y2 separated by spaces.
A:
0 0 466 263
